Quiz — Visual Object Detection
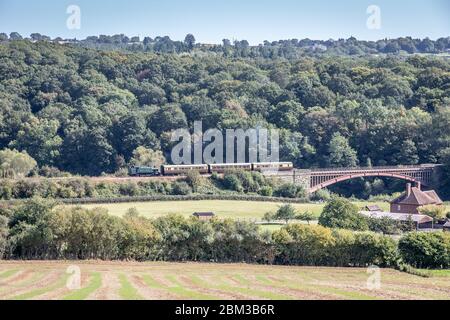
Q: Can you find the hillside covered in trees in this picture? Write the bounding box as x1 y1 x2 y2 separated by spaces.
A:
0 36 450 196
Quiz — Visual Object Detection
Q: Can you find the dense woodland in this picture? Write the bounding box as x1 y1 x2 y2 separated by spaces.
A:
0 35 450 197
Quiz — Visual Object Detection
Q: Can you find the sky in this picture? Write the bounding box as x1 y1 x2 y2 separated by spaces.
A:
0 0 448 44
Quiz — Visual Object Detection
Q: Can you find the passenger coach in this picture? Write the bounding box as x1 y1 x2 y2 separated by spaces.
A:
162 164 209 175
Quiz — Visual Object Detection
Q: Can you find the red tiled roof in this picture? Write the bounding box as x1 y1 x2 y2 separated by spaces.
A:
391 187 443 206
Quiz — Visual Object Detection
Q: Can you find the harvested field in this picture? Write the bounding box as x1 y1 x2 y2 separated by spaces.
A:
0 261 448 300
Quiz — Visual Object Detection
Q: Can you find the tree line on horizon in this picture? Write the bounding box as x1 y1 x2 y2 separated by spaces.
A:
1 32 449 57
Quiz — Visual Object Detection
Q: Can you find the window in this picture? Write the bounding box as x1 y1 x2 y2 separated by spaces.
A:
397 205 401 211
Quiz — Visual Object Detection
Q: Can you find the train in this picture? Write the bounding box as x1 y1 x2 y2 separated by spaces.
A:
128 162 293 177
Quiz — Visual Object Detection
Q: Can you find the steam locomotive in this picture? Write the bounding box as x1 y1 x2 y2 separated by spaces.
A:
128 162 293 177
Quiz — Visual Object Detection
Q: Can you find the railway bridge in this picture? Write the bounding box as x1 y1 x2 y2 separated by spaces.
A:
276 164 441 194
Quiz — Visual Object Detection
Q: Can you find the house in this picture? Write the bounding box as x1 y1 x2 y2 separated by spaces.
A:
192 212 215 221
360 211 434 230
390 182 443 215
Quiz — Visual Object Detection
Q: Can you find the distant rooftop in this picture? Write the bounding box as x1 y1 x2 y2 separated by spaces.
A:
391 183 443 206
193 212 215 217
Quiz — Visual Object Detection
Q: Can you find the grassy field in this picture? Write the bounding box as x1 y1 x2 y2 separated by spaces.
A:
0 261 448 300
73 200 390 220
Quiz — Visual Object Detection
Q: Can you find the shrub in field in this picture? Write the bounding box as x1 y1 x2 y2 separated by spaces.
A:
351 232 399 267
38 166 71 178
222 172 244 192
274 183 306 198
171 181 192 195
310 188 332 202
274 224 398 267
209 218 272 264
273 224 334 265
184 170 205 193
296 211 315 224
398 232 450 269
366 216 403 235
7 197 57 259
153 214 209 261
119 182 141 197
319 197 368 231
258 186 273 197
273 204 297 224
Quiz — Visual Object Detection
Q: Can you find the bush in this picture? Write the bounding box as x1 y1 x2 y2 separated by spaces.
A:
119 182 141 197
39 166 70 178
258 186 273 196
351 232 399 267
273 224 334 265
171 181 192 195
185 170 204 192
273 225 399 267
274 183 305 198
398 232 450 269
418 205 447 221
366 216 402 235
296 211 315 224
310 189 332 201
222 173 244 192
319 197 369 231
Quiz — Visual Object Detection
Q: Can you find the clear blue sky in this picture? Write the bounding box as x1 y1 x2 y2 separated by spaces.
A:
0 0 448 44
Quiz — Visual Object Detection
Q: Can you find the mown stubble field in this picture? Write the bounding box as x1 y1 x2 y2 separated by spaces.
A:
0 261 449 300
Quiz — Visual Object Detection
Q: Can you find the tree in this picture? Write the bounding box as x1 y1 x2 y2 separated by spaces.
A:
113 114 159 160
297 211 315 224
184 34 196 51
150 104 187 135
130 146 165 167
399 232 450 268
10 118 62 166
9 32 22 40
274 204 297 224
327 133 358 167
318 197 368 230
7 197 57 258
0 149 37 178
418 205 447 222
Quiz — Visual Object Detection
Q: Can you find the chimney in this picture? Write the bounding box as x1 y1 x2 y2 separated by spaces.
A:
416 181 421 190
406 183 412 197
